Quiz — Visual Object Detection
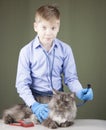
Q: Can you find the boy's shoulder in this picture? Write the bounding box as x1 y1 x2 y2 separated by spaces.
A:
20 38 36 52
55 38 72 50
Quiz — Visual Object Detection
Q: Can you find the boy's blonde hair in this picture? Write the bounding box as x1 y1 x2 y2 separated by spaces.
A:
35 5 60 21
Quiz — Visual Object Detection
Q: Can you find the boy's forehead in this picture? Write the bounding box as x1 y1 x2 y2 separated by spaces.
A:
35 15 60 24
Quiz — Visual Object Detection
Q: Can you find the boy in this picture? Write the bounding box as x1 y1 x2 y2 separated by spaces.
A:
16 5 93 123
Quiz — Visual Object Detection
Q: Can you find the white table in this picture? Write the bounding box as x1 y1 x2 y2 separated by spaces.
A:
0 119 106 130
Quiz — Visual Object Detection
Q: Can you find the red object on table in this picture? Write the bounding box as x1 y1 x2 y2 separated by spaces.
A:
10 120 34 127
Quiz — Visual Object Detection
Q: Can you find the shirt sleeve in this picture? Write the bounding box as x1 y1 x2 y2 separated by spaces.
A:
63 45 83 93
15 47 35 107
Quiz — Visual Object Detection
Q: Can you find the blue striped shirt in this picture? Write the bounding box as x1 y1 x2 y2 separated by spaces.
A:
16 36 82 106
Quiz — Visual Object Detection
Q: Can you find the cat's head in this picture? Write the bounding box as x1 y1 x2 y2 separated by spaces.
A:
49 89 76 112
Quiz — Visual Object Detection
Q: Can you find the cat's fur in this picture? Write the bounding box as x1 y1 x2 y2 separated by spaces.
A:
2 90 77 129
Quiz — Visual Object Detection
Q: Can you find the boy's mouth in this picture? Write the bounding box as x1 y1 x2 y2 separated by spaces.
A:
45 37 53 41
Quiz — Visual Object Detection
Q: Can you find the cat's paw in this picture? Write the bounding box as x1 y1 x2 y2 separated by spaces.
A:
42 118 58 129
30 114 40 124
60 121 74 127
3 114 15 124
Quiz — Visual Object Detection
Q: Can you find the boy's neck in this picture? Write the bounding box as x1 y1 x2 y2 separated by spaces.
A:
38 37 53 51
42 42 53 51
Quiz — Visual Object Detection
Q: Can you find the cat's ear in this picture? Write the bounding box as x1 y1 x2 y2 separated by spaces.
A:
52 89 61 100
70 93 75 99
52 88 60 95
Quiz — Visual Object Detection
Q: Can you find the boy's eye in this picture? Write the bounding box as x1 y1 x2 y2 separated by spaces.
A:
52 27 56 30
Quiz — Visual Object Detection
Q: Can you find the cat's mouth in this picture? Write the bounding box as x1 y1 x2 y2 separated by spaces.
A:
56 107 69 112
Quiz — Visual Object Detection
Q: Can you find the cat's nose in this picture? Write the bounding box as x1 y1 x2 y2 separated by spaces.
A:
64 101 68 106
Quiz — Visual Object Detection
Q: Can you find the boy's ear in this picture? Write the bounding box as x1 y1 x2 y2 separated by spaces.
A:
33 22 37 32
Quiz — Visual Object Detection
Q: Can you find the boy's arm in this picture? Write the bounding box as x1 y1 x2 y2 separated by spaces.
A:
16 47 49 122
15 48 35 107
63 46 83 93
63 46 93 101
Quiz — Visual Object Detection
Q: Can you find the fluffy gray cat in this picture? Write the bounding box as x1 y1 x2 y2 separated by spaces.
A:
3 90 77 129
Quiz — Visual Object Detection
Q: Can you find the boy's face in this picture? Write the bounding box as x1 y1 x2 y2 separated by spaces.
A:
34 17 60 45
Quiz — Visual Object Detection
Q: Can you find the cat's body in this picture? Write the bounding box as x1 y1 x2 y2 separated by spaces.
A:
3 90 77 129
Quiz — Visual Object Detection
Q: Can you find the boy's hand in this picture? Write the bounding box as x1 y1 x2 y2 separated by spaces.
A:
31 102 49 123
76 88 93 101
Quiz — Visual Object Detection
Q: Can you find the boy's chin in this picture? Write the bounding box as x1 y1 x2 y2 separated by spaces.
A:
43 40 53 45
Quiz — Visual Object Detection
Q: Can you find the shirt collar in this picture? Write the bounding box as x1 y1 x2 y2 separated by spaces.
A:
33 35 41 49
33 35 58 49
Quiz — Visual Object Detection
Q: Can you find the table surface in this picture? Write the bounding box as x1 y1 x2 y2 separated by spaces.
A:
0 119 106 130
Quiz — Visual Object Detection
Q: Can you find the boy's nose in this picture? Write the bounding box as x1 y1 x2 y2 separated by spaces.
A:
46 29 52 35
